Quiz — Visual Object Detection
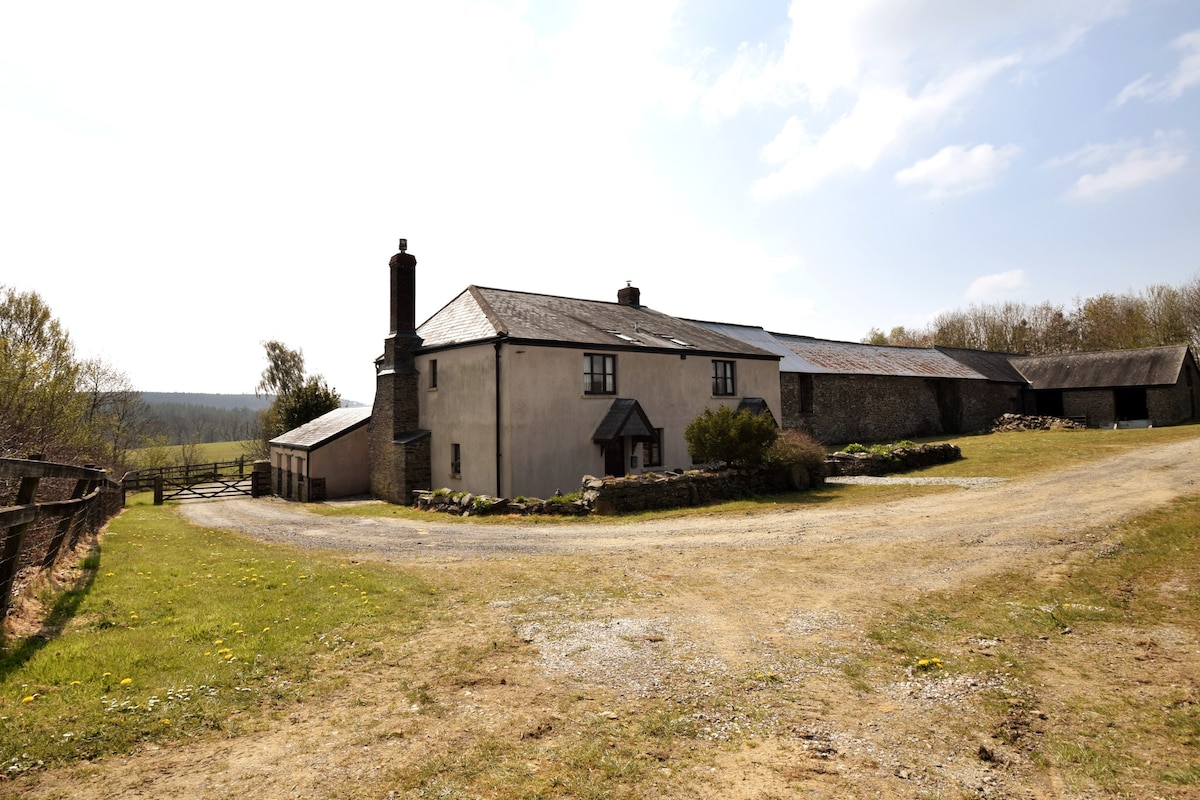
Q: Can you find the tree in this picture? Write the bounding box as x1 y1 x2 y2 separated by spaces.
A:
0 286 86 459
77 357 156 465
684 405 778 469
249 340 341 457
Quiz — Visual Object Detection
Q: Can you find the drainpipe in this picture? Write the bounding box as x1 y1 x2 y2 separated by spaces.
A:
494 339 503 498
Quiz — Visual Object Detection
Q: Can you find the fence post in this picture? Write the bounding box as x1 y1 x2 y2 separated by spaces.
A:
0 456 43 621
154 474 164 505
41 478 92 570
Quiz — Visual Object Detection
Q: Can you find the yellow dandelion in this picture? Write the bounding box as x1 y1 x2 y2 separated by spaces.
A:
105 572 115 577
223 653 233 660
70 680 81 686
103 672 112 678
120 678 132 686
21 695 36 703
204 652 212 656
262 627 270 632
161 718 171 726
214 639 223 645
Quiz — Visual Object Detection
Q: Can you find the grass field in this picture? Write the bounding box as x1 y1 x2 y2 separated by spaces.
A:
3 425 1199 797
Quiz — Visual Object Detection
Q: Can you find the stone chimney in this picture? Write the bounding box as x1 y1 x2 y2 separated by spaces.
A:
617 281 641 307
370 238 431 504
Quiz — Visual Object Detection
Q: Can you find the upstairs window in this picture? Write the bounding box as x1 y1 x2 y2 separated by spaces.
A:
584 354 616 395
712 360 736 396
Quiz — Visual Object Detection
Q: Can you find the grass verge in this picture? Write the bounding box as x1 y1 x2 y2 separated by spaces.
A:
0 497 433 775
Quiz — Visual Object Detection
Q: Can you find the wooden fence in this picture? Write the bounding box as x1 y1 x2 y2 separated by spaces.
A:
123 458 266 504
0 456 124 624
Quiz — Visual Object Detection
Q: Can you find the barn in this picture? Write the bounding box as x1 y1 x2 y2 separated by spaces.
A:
268 406 372 501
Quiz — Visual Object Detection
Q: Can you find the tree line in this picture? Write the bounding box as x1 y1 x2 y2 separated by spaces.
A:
863 275 1200 355
2 284 341 472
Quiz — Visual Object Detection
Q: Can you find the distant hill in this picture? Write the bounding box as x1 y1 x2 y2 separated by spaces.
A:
141 392 275 411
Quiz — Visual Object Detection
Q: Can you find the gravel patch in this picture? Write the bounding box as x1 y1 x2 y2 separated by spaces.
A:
826 475 1007 487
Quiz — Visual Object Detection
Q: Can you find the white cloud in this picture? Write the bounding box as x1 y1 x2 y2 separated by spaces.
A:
1114 29 1200 105
966 270 1026 300
702 0 1126 200
751 57 1017 200
895 143 1021 197
1055 132 1189 201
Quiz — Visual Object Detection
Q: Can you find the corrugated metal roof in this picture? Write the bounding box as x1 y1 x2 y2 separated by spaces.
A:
270 406 371 450
1011 345 1190 389
936 346 1030 383
772 334 988 379
417 286 777 358
689 321 815 371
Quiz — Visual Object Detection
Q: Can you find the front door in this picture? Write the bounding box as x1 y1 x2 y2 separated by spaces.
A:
603 439 625 478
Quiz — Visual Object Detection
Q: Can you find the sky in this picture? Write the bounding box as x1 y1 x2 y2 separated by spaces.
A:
3 0 1199 404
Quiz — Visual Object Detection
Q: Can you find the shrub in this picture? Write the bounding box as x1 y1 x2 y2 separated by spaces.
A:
842 443 867 453
766 429 826 470
684 405 779 469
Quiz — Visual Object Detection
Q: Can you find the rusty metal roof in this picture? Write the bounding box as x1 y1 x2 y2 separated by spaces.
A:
417 286 778 358
1011 345 1192 389
771 334 988 379
270 406 371 450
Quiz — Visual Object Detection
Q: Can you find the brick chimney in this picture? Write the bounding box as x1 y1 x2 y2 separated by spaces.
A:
617 281 641 307
370 238 430 503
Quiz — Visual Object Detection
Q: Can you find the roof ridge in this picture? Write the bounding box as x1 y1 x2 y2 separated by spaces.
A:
468 285 509 337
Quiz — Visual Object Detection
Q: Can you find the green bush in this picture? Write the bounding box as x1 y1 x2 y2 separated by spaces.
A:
684 405 778 469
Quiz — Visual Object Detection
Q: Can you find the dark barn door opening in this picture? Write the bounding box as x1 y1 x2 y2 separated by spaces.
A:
1114 387 1148 421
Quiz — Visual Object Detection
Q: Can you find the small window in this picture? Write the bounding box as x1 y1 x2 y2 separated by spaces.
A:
429 359 438 389
584 353 616 395
643 428 664 467
712 360 736 396
450 443 461 477
799 374 814 414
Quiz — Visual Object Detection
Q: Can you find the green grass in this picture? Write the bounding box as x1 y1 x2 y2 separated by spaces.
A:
128 440 254 466
919 422 1200 479
0 497 433 774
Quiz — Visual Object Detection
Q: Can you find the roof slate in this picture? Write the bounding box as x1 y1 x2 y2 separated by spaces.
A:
417 286 777 358
1011 345 1191 389
270 406 371 450
592 398 658 443
936 346 1030 383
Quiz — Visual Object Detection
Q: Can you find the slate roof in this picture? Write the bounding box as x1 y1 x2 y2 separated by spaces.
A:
417 287 778 359
1010 345 1192 389
592 399 658 444
270 406 371 450
936 346 1030 384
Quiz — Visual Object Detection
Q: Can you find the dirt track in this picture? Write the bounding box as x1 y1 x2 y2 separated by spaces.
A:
12 437 1200 800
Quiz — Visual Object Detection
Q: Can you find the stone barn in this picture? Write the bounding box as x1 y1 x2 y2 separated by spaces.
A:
1009 344 1200 427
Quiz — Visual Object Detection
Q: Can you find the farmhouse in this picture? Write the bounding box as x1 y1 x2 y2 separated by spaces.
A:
269 406 372 501
369 242 781 502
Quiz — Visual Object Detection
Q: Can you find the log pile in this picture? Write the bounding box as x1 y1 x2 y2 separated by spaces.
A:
991 413 1086 432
